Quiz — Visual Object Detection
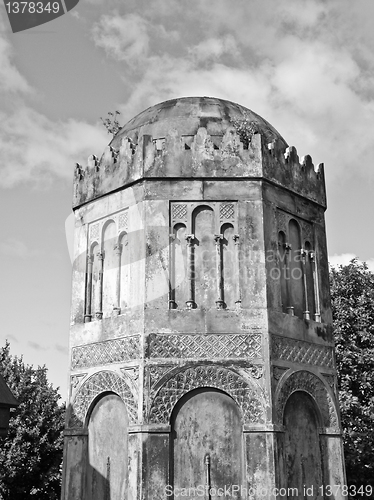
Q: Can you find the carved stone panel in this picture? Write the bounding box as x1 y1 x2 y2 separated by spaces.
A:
71 336 140 370
275 370 339 431
118 210 128 231
171 203 188 222
148 365 174 389
149 333 262 359
70 373 87 396
148 364 265 425
219 202 235 221
69 370 137 427
271 336 334 368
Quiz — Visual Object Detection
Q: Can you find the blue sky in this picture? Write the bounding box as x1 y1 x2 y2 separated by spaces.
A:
1 0 373 398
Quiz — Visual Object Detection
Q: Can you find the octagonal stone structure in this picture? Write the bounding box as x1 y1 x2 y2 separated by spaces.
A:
61 97 345 500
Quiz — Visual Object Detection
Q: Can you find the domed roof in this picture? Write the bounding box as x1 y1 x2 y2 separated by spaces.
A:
111 96 287 149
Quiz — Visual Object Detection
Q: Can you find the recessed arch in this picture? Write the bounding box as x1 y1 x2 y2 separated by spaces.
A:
275 370 339 431
170 387 244 495
86 392 129 500
283 391 323 495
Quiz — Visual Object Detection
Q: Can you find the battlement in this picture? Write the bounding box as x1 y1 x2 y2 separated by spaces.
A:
73 128 326 208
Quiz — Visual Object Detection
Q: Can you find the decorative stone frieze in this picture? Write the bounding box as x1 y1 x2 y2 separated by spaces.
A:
149 333 262 359
71 336 140 370
271 335 334 368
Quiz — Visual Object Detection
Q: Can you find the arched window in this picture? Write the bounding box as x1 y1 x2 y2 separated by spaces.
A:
304 241 315 318
119 232 129 311
278 230 288 313
222 223 235 309
102 221 117 317
192 205 216 308
91 242 102 319
288 219 305 318
169 223 187 308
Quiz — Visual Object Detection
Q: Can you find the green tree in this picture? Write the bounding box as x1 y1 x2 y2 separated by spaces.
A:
330 260 374 487
0 341 65 500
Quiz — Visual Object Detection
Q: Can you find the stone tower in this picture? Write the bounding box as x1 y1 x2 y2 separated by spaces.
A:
61 97 346 500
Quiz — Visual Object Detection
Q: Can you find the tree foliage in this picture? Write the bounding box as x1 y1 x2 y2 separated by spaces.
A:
330 260 374 486
0 342 65 500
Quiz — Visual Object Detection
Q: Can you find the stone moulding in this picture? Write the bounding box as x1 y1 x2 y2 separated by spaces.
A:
271 335 334 368
275 370 339 431
69 370 138 427
71 335 140 370
148 333 262 359
148 364 265 425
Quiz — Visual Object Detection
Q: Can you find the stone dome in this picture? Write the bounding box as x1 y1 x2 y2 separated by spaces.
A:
73 96 326 208
111 96 287 149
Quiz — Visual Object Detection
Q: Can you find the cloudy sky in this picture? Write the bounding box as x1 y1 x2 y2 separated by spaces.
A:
1 0 373 398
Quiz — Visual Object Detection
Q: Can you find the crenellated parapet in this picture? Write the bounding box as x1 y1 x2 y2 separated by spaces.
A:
73 127 326 208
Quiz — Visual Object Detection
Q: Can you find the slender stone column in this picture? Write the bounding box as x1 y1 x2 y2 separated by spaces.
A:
214 234 224 309
310 251 321 322
168 233 177 309
84 254 93 323
285 243 294 315
113 243 122 315
185 234 196 309
232 234 241 309
301 248 310 320
95 252 104 320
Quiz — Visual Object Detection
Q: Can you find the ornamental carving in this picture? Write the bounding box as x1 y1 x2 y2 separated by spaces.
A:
70 373 87 394
271 336 334 368
322 373 336 393
172 203 188 222
71 336 140 369
148 365 265 424
69 370 137 427
120 367 140 393
148 365 174 389
246 364 264 379
90 223 99 241
300 220 313 244
276 370 338 431
275 209 289 234
220 203 235 220
118 211 128 230
149 334 262 359
272 366 289 381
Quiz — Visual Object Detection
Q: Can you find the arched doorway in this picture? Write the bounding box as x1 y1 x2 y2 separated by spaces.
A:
284 391 323 499
86 393 129 500
171 388 244 499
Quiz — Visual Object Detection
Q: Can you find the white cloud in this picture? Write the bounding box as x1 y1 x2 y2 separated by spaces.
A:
0 106 108 187
0 15 32 94
88 2 374 186
0 237 40 258
189 35 241 63
92 13 150 63
329 253 374 272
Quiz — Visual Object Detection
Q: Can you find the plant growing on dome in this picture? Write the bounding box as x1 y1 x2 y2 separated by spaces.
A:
100 110 122 136
230 115 261 149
